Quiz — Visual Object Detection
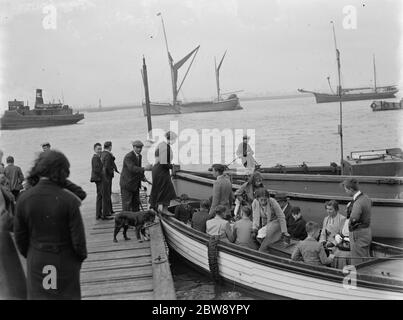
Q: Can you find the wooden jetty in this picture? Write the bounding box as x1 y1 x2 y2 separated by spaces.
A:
80 191 176 300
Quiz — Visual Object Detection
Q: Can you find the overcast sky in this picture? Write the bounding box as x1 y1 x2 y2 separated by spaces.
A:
0 0 402 110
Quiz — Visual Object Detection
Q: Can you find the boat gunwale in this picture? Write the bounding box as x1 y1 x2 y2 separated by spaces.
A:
173 171 403 207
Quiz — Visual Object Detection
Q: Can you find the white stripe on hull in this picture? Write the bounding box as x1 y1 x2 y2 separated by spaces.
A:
162 220 403 300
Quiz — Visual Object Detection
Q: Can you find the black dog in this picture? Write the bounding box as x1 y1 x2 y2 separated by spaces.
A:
113 209 156 243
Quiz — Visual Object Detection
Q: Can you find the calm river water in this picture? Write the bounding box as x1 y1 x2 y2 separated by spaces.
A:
1 96 402 299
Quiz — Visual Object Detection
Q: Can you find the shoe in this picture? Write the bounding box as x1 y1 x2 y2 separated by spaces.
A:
101 216 113 220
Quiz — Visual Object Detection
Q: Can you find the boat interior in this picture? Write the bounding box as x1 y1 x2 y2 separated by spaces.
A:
166 200 403 286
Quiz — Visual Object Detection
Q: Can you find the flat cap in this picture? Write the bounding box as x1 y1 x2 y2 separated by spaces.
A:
132 140 144 147
274 192 289 201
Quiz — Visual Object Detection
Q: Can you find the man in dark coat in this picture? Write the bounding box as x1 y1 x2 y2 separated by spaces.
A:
90 143 105 220
13 150 87 300
120 140 151 212
101 141 119 217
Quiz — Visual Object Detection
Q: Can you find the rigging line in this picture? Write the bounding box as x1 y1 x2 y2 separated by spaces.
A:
177 46 200 94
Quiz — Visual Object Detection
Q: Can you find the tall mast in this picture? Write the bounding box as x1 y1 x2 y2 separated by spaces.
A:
331 21 344 174
373 54 377 92
215 50 227 101
142 56 153 139
157 12 177 106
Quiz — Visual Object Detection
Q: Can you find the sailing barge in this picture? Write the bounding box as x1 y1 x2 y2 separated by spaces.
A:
0 89 84 130
142 14 242 116
298 41 398 103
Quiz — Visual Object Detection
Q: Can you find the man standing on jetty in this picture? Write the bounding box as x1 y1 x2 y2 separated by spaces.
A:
101 141 119 217
4 156 24 200
343 178 372 265
120 140 152 212
91 143 106 220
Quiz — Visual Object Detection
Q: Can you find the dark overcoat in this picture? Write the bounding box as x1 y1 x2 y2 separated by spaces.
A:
149 142 177 208
119 151 144 191
13 180 87 300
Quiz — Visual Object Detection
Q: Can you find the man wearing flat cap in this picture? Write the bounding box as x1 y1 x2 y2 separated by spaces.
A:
120 140 152 212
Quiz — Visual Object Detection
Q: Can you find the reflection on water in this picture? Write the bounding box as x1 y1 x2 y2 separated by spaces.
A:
169 251 283 300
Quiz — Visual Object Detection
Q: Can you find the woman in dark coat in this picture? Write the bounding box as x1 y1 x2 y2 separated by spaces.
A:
149 131 177 214
13 150 87 300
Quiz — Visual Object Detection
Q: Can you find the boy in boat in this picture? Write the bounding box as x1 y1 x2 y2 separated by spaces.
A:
206 205 234 243
174 194 195 224
236 135 256 169
191 199 211 233
232 205 258 249
287 207 307 240
291 221 334 266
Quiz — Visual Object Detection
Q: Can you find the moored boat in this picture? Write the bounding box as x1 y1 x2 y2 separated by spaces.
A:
371 99 403 112
172 169 403 239
161 202 403 300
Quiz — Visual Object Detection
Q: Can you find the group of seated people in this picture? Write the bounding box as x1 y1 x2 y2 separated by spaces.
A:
173 170 352 270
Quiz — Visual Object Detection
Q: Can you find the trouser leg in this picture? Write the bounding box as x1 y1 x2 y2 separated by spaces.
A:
102 178 112 217
121 188 133 212
349 228 371 265
95 182 103 218
132 189 141 212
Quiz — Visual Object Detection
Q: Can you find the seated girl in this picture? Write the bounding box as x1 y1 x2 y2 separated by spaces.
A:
251 188 290 251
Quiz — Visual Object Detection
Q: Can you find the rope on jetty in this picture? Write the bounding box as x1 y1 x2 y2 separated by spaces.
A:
207 236 221 283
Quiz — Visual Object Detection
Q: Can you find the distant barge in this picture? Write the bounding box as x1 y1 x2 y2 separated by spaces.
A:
0 89 84 130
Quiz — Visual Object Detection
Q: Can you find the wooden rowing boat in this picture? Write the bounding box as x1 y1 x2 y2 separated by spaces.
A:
172 170 403 239
161 202 403 300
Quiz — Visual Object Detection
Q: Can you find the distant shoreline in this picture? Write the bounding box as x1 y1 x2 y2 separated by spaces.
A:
77 94 312 113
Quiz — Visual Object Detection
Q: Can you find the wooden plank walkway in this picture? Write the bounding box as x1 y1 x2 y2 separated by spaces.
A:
81 191 176 300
